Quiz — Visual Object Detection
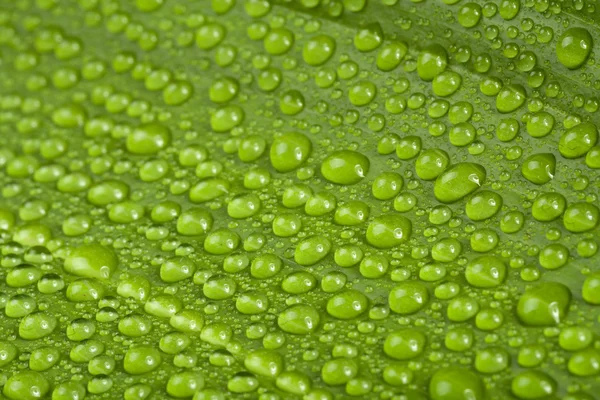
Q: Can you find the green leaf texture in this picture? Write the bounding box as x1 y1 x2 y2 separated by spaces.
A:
0 0 600 398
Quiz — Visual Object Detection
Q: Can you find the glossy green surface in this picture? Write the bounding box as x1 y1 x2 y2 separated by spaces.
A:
0 0 600 398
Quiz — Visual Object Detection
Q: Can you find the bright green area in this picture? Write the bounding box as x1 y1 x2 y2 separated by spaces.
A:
0 0 600 399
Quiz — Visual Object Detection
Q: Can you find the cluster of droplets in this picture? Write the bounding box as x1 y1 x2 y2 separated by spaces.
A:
0 0 600 399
